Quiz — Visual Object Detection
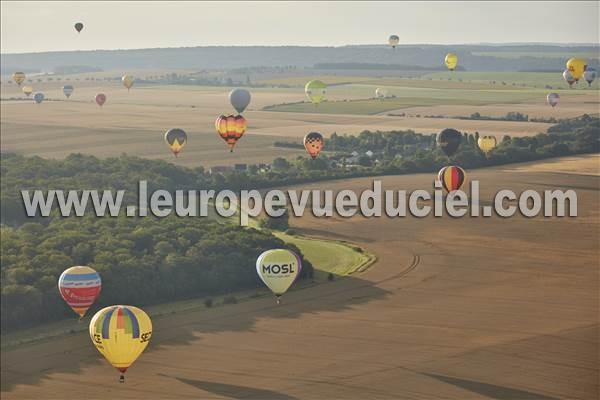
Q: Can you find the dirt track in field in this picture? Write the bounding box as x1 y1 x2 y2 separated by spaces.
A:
2 155 598 399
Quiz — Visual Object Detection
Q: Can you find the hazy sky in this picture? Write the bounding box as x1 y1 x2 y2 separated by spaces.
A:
2 1 599 53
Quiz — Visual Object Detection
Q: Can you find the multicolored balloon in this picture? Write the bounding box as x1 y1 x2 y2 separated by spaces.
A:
566 58 587 81
12 72 25 86
95 93 106 107
122 75 134 91
256 249 302 303
229 88 251 113
33 92 44 104
304 132 324 159
547 93 559 107
437 128 462 157
305 80 326 105
164 128 187 157
89 305 152 383
445 53 458 71
58 266 101 319
215 115 246 152
63 85 74 98
75 22 84 33
388 35 399 49
438 166 467 193
583 67 596 87
22 86 33 97
477 136 497 157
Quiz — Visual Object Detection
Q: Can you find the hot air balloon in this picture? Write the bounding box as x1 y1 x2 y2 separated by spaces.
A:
445 53 458 71
215 115 246 152
305 80 326 105
122 75 134 91
438 166 467 193
563 69 576 87
388 35 399 49
62 85 74 98
22 86 33 97
12 72 26 86
256 249 302 303
229 88 251 113
547 93 559 107
58 266 101 319
477 136 497 157
89 305 152 383
33 92 44 104
95 93 106 107
375 87 387 99
566 58 587 81
164 128 187 157
304 132 324 159
437 128 462 157
75 22 84 33
583 67 596 87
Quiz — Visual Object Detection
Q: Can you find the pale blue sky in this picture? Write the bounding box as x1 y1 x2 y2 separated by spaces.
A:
2 1 599 53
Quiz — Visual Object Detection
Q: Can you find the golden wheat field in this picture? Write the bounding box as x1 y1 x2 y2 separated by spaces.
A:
2 75 598 167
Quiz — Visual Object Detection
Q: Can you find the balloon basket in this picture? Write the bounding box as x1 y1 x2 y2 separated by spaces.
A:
119 375 125 383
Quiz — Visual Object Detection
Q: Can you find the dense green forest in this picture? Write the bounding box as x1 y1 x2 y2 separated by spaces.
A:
1 115 597 330
1 215 312 330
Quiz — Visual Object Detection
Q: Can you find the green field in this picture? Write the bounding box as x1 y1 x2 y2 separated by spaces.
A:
262 89 544 115
422 71 599 89
274 231 375 277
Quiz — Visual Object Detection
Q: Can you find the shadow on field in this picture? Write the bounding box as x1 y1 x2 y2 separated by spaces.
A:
160 374 299 400
422 373 561 400
1 272 392 392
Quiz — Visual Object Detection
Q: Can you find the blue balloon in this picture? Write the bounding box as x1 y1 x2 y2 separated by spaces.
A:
33 92 45 104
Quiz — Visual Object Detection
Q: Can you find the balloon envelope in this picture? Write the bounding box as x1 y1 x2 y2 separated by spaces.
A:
75 22 84 33
62 85 74 98
256 249 302 298
304 132 324 159
89 305 152 381
22 86 33 97
388 35 399 48
445 53 458 71
215 115 247 152
438 166 467 192
164 128 187 157
437 128 462 157
375 88 387 98
12 72 25 85
305 80 326 105
95 93 106 106
477 136 497 154
229 88 251 113
33 92 44 104
566 58 587 81
58 266 101 318
122 75 134 90
547 93 559 107
562 69 575 86
583 67 596 86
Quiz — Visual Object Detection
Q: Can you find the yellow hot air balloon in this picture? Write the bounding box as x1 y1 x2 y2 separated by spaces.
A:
122 75 134 90
566 58 587 81
445 53 458 71
305 80 326 105
89 305 152 383
477 135 497 157
12 72 26 86
22 86 33 97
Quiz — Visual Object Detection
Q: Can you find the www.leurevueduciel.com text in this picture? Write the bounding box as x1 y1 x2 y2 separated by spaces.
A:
20 180 578 226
